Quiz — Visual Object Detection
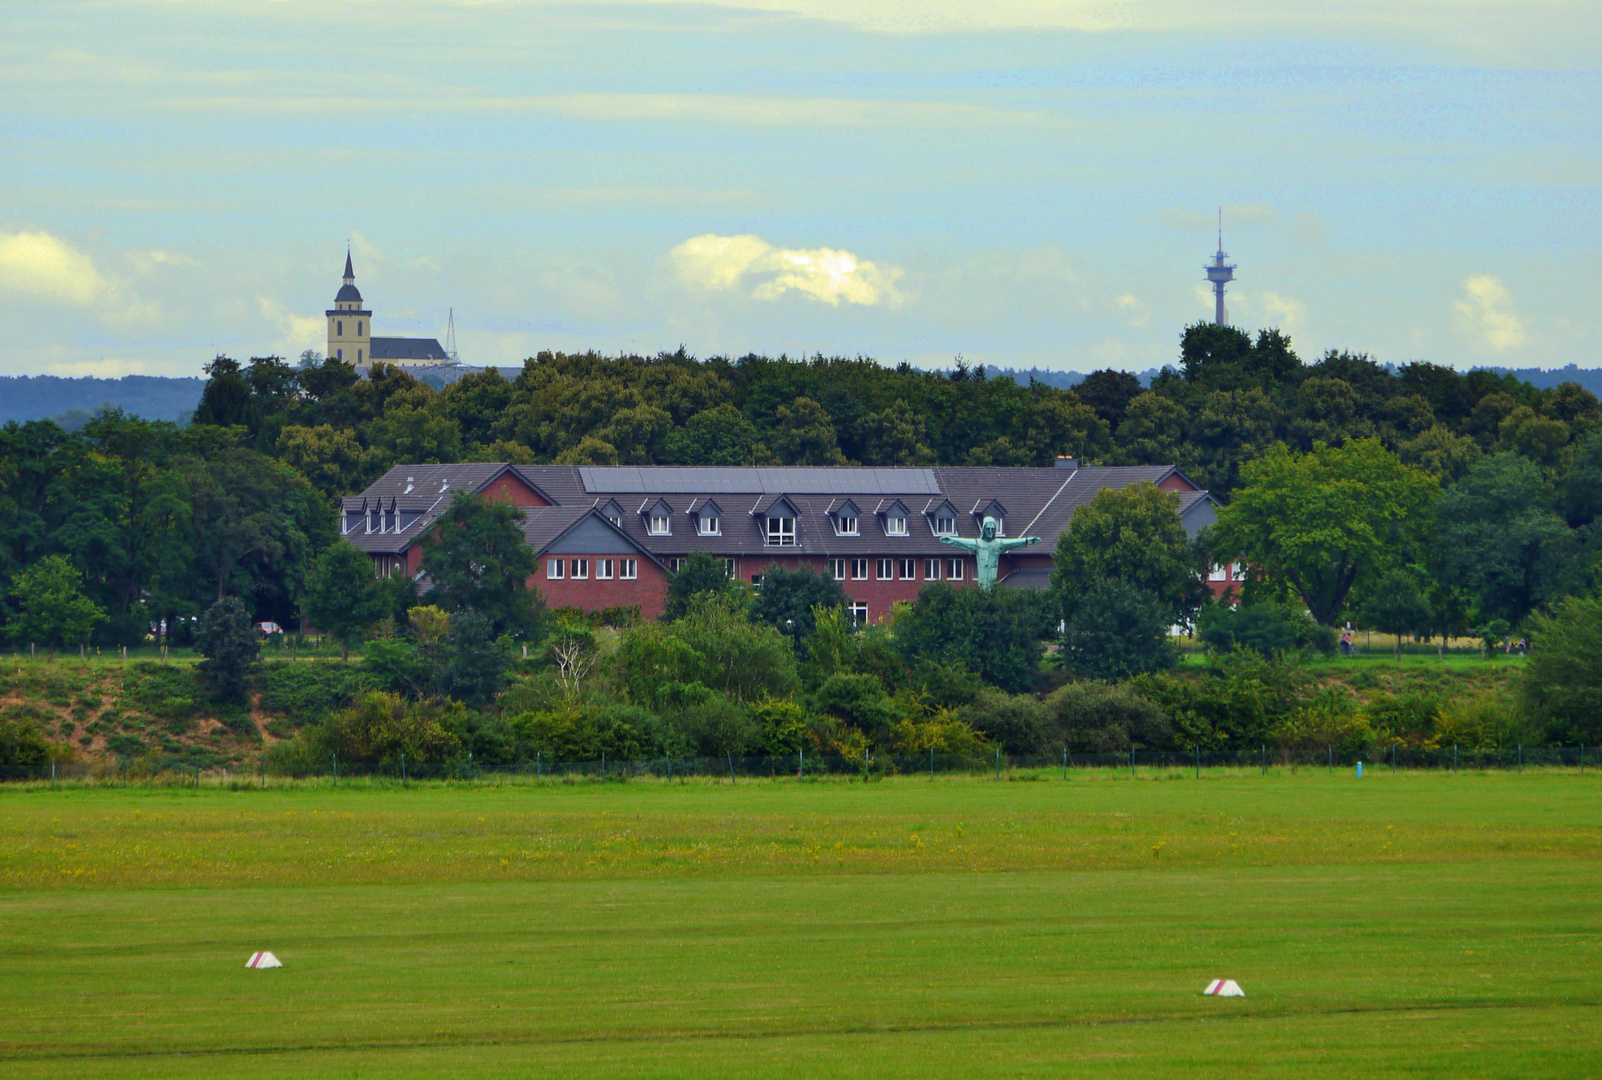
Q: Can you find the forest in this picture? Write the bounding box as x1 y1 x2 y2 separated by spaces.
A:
3 320 1601 770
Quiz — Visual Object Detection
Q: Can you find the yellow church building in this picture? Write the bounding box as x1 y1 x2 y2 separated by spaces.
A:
326 252 449 366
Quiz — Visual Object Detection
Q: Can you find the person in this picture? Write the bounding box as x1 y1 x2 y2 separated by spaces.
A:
1339 630 1354 656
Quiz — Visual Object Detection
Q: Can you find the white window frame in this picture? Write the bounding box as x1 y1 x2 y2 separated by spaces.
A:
667 557 683 573
648 514 671 536
899 558 916 580
850 602 869 625
697 515 721 536
620 558 638 580
925 558 941 580
723 558 738 578
851 558 869 581
934 514 957 536
597 558 614 580
547 558 565 580
831 558 848 581
836 515 859 536
571 558 589 580
766 516 796 546
947 558 964 581
886 515 908 536
876 558 893 581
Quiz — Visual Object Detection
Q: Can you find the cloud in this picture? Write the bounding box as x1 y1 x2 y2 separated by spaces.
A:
671 233 905 307
1454 274 1525 352
0 231 114 305
257 295 326 356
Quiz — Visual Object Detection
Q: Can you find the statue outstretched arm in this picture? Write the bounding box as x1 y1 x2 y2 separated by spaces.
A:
998 536 1042 553
938 535 981 553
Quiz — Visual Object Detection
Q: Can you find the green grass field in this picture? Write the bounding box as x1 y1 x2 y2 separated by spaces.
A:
2 772 1598 1078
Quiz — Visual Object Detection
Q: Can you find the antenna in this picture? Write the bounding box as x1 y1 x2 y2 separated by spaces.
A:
444 307 459 363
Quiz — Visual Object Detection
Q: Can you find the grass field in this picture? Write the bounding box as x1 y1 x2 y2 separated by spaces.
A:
2 772 1598 1078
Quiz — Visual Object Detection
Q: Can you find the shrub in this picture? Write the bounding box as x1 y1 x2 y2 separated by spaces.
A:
195 597 259 702
956 691 1053 754
814 672 903 740
254 662 376 722
1197 602 1336 657
893 584 1046 694
1133 653 1307 751
1521 593 1602 744
510 700 663 760
0 718 54 766
1060 580 1177 681
1043 681 1171 753
271 691 468 765
121 663 205 721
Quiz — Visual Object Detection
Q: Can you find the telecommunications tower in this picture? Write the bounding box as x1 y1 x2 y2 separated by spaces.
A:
1204 209 1236 326
444 307 459 363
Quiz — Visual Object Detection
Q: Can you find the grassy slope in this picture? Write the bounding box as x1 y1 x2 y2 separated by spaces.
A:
2 774 1599 1078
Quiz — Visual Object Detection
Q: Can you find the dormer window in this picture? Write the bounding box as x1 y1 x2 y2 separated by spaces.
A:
601 500 623 527
934 514 956 536
766 514 796 546
975 499 1008 535
832 499 861 536
649 514 671 535
880 500 910 537
837 514 858 536
642 499 673 535
697 514 720 536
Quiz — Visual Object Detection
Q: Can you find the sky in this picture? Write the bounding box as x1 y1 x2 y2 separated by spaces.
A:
1 0 1598 378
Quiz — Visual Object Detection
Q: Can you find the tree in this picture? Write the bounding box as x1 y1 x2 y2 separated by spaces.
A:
673 597 800 702
1210 440 1439 624
1435 453 1580 626
662 404 761 465
441 611 509 707
749 563 848 651
1074 369 1144 432
420 492 543 638
770 396 848 465
1521 594 1602 744
893 584 1046 694
1196 602 1335 657
302 541 388 660
7 555 104 655
195 596 259 701
1357 567 1433 656
192 355 255 430
1060 580 1176 681
662 551 735 622
1051 482 1204 624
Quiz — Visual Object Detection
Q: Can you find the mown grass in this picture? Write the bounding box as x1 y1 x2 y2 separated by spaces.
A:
1 774 1598 1078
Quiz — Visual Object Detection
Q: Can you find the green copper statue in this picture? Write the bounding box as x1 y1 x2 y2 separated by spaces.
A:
939 515 1040 590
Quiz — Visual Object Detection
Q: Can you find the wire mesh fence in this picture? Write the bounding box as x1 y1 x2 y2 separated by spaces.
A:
1 743 1597 786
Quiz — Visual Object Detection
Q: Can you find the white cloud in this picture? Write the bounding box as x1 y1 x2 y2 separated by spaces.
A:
1250 291 1307 332
1454 274 1525 352
0 231 113 305
257 295 326 356
671 233 905 307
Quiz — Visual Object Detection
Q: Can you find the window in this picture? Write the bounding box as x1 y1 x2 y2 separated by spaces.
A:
620 558 637 580
597 558 614 580
649 514 671 535
947 558 964 581
837 515 859 536
571 558 589 580
934 514 956 536
357 321 363 335
766 515 795 546
925 558 941 580
831 558 847 581
886 515 908 536
547 558 565 580
357 349 363 363
1208 563 1228 582
850 602 869 625
667 558 683 573
899 558 916 580
851 559 868 580
337 320 343 335
876 559 893 580
723 558 738 578
337 348 342 360
697 515 720 536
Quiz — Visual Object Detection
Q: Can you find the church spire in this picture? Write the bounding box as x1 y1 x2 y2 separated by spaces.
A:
343 249 355 283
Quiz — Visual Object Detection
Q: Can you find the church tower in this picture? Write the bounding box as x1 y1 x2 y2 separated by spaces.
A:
326 251 373 364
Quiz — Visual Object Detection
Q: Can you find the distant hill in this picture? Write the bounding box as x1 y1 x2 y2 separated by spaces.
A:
0 375 205 426
1474 364 1602 397
984 366 1165 389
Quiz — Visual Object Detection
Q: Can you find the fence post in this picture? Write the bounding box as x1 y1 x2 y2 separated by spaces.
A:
1453 744 1458 774
401 752 407 789
1582 744 1586 775
1261 744 1266 776
995 746 1000 780
930 746 935 781
601 752 606 781
1518 745 1522 774
332 753 338 787
1195 747 1200 780
260 756 265 790
51 757 56 788
663 753 667 782
1063 747 1068 781
1328 745 1332 776
800 748 804 781
1131 747 1135 777
728 750 736 784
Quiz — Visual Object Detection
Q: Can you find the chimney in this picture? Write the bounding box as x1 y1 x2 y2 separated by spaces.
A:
1055 456 1077 470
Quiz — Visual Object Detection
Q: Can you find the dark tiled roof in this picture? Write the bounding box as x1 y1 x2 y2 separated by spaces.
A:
340 462 1215 561
370 337 448 361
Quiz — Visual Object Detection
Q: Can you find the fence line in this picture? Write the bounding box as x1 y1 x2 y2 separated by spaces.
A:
2 744 1597 786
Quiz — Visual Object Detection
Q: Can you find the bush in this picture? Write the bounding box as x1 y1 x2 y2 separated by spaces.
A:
510 700 664 760
0 718 54 766
195 596 259 702
1197 602 1336 657
254 662 375 722
814 672 903 740
270 691 468 766
893 584 1046 694
956 691 1052 754
1133 653 1308 751
120 663 205 721
1060 580 1176 681
1043 682 1171 752
1522 593 1602 744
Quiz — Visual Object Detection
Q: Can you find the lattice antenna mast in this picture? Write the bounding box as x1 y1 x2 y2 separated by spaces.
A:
1204 207 1236 326
444 307 459 363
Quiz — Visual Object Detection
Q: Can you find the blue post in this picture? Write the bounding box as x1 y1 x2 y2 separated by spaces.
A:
1356 761 1363 779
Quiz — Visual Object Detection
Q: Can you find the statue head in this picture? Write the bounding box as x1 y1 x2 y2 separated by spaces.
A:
981 515 998 541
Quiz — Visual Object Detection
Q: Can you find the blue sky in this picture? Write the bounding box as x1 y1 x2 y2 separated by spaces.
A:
1 0 1597 377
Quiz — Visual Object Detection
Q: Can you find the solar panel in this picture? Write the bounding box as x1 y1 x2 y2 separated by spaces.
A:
579 466 942 495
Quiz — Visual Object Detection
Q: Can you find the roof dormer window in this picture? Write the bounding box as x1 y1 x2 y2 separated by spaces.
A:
935 514 956 535
837 514 858 536
649 514 671 535
886 514 908 536
697 514 720 536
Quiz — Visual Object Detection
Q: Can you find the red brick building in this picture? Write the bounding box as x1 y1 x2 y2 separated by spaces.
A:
340 461 1221 622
